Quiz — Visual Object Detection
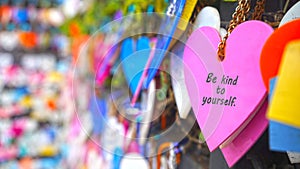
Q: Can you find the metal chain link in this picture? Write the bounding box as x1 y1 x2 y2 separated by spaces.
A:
217 0 251 61
251 0 266 20
187 0 266 61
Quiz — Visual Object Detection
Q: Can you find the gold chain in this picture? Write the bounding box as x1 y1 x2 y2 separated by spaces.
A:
218 0 250 61
251 0 266 20
218 0 266 61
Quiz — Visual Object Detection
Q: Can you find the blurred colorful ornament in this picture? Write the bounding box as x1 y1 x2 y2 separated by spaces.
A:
46 98 57 111
46 8 65 27
46 71 63 83
0 146 18 161
89 95 107 135
39 145 59 157
19 31 38 49
131 38 157 106
19 157 33 169
71 34 89 64
177 0 198 31
121 37 151 94
112 147 123 169
0 31 19 51
95 39 116 86
62 0 80 18
0 5 12 24
139 79 155 145
27 6 38 22
143 0 186 88
20 95 32 108
12 7 28 23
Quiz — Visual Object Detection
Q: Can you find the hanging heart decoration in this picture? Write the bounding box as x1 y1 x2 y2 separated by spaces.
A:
192 6 221 32
260 19 300 91
183 21 273 151
221 99 268 167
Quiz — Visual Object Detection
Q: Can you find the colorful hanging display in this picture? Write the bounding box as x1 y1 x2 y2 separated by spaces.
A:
1 0 300 168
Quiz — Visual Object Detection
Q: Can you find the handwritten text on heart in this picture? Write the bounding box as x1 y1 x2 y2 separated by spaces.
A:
202 73 239 107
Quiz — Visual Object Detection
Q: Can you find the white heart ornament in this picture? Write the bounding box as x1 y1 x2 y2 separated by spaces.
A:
0 31 19 51
193 6 221 32
279 1 300 27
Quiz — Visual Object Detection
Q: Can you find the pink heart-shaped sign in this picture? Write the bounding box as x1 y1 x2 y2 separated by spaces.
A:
183 21 273 151
221 99 268 167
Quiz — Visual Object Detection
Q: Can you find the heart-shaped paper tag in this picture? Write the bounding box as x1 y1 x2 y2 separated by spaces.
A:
183 21 273 151
185 24 270 167
220 98 268 167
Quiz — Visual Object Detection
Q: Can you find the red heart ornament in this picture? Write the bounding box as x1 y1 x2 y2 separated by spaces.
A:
183 21 273 151
260 19 300 91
